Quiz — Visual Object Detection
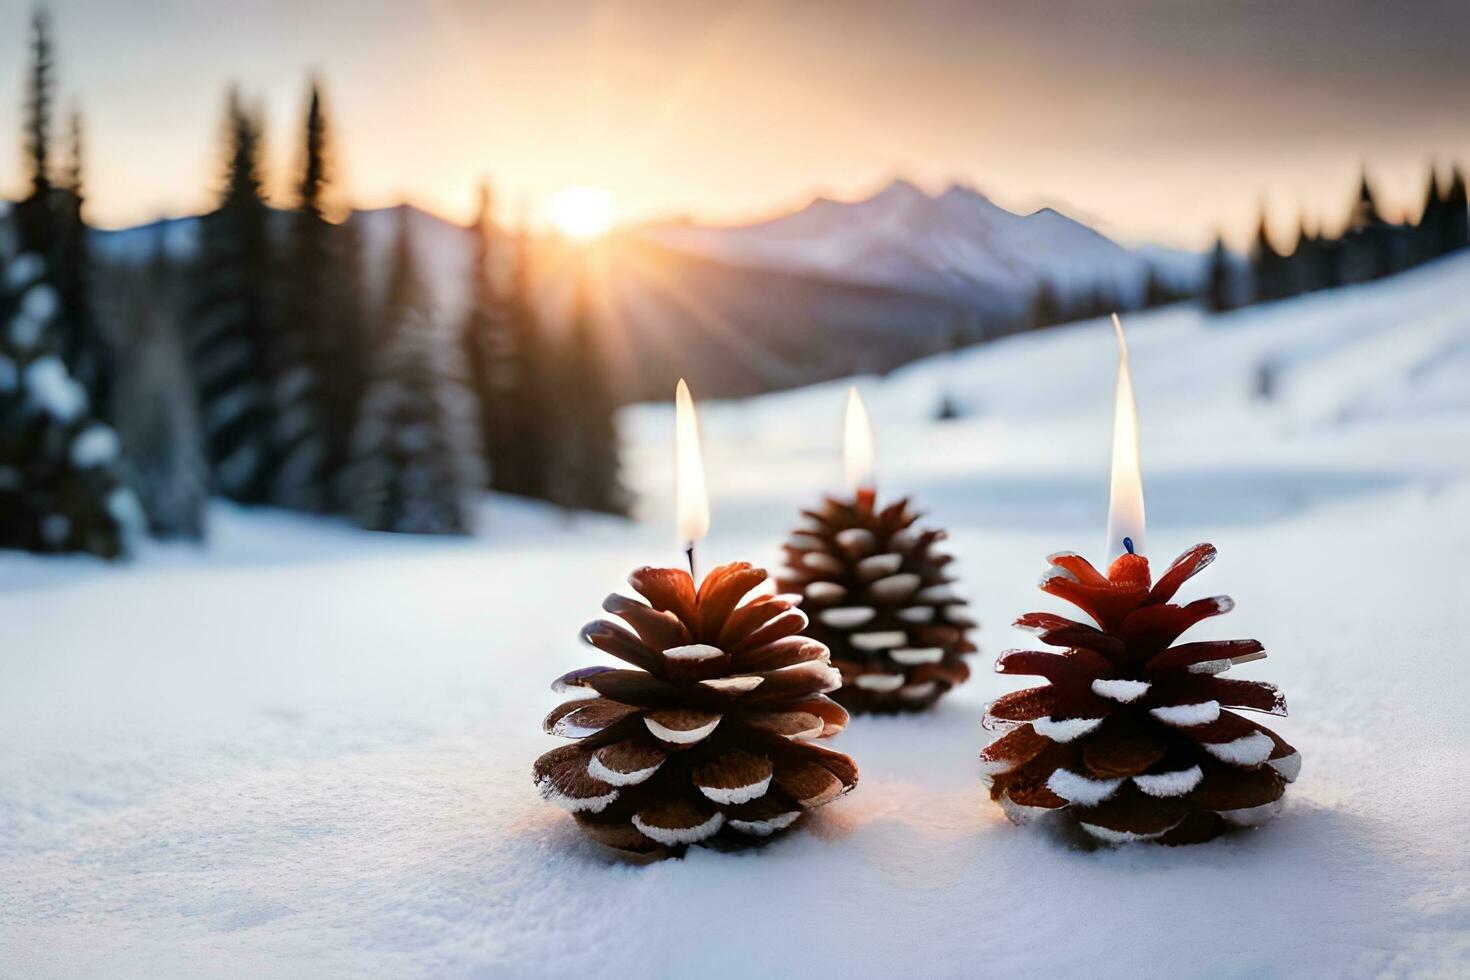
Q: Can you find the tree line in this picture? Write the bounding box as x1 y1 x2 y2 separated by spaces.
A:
1208 169 1469 312
1 9 624 559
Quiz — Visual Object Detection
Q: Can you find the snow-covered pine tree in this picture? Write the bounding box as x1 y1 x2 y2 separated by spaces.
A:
14 12 110 418
345 210 479 534
0 205 138 558
549 265 626 515
487 216 555 501
109 227 209 539
271 80 346 512
188 90 277 504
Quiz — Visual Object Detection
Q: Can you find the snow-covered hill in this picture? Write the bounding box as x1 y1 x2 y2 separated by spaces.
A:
650 179 1202 308
4 239 1467 979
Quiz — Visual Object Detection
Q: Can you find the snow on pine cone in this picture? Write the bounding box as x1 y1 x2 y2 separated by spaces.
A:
981 544 1300 844
533 561 858 857
777 490 976 712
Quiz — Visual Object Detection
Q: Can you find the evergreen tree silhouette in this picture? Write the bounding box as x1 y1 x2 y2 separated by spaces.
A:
345 210 476 534
461 181 508 489
1026 279 1063 329
110 223 209 539
1292 216 1326 294
0 205 137 558
1206 235 1235 312
16 8 54 261
1417 167 1444 261
1343 169 1391 282
187 89 276 504
273 79 353 511
55 109 110 418
489 214 554 500
550 263 626 515
1444 166 1468 254
1251 208 1289 303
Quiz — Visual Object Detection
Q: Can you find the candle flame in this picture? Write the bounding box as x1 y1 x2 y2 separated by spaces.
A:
675 378 709 548
1106 314 1146 561
844 386 875 494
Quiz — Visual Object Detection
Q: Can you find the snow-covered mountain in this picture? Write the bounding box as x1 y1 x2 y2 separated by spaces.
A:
649 179 1201 307
88 188 1204 403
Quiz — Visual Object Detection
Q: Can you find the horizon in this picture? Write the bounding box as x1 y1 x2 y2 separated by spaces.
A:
2 1 1468 249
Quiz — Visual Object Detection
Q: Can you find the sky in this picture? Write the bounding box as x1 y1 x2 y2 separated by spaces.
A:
1 0 1467 248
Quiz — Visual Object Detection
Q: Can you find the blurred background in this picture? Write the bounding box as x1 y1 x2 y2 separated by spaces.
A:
1 0 1467 556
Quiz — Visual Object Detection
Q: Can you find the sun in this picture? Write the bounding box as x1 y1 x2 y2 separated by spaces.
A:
546 185 616 241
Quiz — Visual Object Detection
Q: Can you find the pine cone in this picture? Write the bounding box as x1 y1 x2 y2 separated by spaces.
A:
778 490 976 712
533 561 858 858
981 544 1300 844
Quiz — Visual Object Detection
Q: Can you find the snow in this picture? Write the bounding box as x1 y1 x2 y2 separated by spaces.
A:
1046 769 1123 806
648 179 1184 307
70 424 121 468
22 356 87 421
1149 700 1222 726
4 253 1470 976
1090 678 1151 702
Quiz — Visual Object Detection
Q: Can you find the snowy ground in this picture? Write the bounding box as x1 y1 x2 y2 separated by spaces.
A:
4 254 1470 978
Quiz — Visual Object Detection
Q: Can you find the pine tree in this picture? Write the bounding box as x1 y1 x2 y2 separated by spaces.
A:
345 210 478 534
1444 166 1469 254
1417 167 1444 261
1027 279 1063 329
110 225 209 539
489 215 554 500
272 79 353 512
461 181 506 489
1251 209 1289 303
1292 217 1325 294
16 8 55 262
1205 235 1235 312
55 109 111 418
0 206 137 558
1342 169 1391 283
188 89 276 504
550 264 626 515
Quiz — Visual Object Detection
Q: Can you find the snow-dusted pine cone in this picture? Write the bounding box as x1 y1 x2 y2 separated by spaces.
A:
981 544 1300 844
778 490 976 712
534 561 858 858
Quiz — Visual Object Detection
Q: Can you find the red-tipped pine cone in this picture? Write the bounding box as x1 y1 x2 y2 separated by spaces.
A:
533 561 858 858
778 489 976 713
981 544 1300 844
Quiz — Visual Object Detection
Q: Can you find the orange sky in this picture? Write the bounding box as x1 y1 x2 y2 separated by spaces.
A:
1 0 1467 249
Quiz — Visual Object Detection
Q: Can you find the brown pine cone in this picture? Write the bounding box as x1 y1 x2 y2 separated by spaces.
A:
533 561 858 858
981 544 1301 844
777 489 976 713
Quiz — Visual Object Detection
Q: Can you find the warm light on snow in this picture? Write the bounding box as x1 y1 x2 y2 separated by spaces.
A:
1106 313 1146 561
844 386 875 493
545 186 615 241
675 379 709 550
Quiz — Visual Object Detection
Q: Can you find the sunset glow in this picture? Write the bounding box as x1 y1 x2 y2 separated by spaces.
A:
545 186 615 241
